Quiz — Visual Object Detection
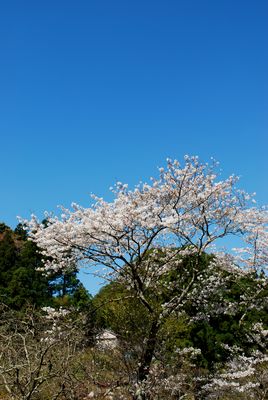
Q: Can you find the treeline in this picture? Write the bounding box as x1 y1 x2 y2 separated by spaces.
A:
0 222 91 310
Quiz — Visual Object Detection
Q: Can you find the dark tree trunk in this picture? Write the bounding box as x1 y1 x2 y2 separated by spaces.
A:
137 318 160 382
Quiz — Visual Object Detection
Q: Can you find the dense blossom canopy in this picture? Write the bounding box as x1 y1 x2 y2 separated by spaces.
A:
24 156 268 279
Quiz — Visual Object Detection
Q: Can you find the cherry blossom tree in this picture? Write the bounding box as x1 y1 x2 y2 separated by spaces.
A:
23 156 268 397
203 345 268 399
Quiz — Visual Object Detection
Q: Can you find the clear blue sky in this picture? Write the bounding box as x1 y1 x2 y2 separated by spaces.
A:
1 0 267 293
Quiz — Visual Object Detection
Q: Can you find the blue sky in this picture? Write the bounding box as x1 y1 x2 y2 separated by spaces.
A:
1 0 267 293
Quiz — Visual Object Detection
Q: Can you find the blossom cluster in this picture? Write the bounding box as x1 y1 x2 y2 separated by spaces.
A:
22 157 267 280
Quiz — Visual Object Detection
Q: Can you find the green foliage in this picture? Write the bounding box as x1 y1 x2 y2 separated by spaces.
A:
93 282 150 348
0 228 19 303
0 222 11 233
49 269 80 297
8 240 52 309
0 229 267 398
14 222 28 240
71 282 93 310
0 223 92 311
92 252 268 375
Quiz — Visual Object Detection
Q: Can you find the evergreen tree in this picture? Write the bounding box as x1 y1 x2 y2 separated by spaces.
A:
50 268 92 309
0 223 92 309
0 224 18 303
8 239 52 309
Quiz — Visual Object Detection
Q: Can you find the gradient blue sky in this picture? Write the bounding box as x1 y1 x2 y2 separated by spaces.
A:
1 0 267 293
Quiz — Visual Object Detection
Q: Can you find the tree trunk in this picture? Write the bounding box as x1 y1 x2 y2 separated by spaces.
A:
137 318 159 382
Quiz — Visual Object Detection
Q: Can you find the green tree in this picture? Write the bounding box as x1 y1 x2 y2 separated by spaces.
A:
92 252 268 376
49 268 92 309
0 223 92 310
7 239 52 309
0 225 18 303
